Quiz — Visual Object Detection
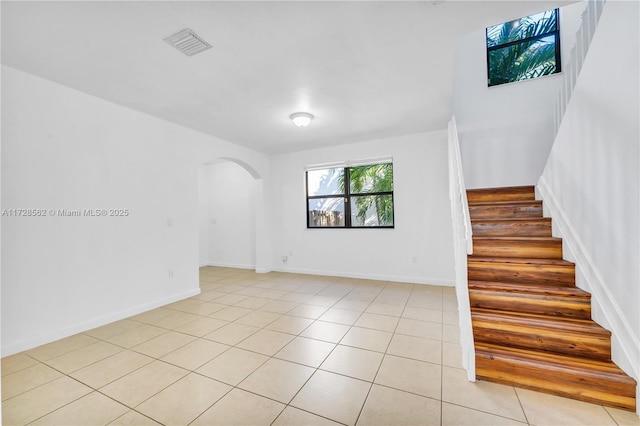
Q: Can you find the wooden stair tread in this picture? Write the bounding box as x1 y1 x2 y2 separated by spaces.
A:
471 217 551 223
468 201 543 220
467 186 536 203
473 236 561 242
472 317 610 358
471 218 552 237
476 343 637 411
475 342 636 384
468 199 542 207
472 237 564 260
469 280 592 319
468 257 576 286
467 185 535 192
468 256 574 266
471 308 610 336
468 280 590 298
469 288 592 320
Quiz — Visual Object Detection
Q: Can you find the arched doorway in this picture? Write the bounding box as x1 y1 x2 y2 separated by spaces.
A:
198 158 268 272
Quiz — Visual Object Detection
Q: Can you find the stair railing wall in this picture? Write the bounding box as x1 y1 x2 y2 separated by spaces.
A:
554 0 606 136
448 116 476 381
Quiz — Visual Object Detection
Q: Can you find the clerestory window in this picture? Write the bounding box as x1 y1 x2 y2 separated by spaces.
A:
486 8 561 87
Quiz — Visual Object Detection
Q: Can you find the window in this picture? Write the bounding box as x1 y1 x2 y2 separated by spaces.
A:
306 161 394 228
486 8 561 87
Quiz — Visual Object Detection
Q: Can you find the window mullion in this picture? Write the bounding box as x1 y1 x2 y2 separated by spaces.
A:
305 171 310 228
344 167 351 228
487 31 556 52
554 27 562 73
351 191 394 197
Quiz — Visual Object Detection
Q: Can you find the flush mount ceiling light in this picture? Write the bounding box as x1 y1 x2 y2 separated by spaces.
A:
290 112 314 127
164 28 212 57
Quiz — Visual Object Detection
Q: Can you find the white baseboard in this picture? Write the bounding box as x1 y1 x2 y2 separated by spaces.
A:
537 178 640 387
1 288 200 357
199 262 449 285
199 262 271 273
271 265 455 287
202 261 256 270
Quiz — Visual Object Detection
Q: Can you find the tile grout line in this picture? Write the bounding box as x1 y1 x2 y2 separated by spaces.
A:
268 277 377 426
512 387 532 426
193 274 357 426
4 270 454 426
352 281 414 426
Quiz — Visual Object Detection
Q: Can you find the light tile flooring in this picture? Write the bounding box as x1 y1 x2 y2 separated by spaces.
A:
2 267 639 425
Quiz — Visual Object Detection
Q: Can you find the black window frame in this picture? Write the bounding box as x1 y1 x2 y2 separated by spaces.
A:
486 8 562 87
306 163 394 229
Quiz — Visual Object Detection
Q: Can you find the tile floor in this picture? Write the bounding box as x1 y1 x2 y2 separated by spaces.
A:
2 267 639 425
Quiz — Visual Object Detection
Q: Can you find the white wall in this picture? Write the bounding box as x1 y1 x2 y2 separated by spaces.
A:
198 162 257 269
452 2 586 189
537 1 639 397
270 131 455 286
1 66 270 355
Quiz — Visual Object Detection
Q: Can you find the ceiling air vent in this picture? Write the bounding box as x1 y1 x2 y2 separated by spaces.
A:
164 28 212 57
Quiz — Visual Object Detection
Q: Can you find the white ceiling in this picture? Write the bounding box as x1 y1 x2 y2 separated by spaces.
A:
1 1 573 154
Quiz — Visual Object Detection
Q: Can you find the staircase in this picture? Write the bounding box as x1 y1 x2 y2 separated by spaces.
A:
467 185 636 412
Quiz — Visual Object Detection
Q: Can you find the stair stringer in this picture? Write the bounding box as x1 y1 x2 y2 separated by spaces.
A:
537 179 640 414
